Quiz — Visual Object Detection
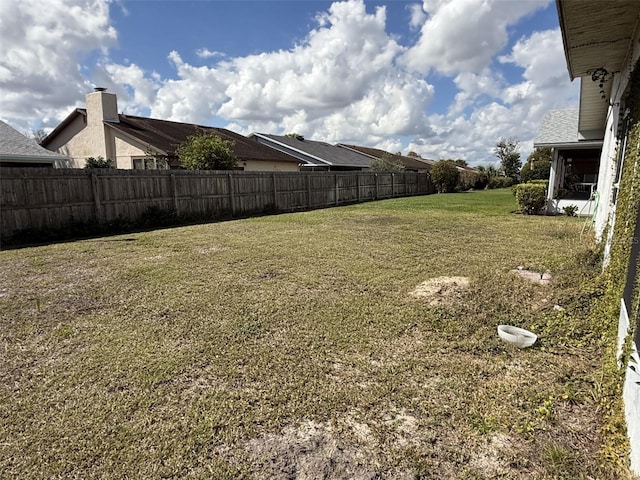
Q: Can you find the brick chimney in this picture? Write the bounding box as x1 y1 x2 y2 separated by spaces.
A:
85 88 119 164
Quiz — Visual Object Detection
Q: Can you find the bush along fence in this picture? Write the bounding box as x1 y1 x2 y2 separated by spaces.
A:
0 168 434 244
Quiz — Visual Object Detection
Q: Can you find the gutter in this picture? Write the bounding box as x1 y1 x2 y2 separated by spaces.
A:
532 140 604 149
0 154 66 163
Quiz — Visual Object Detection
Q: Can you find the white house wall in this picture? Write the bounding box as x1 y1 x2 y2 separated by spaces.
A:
594 97 622 240
603 24 640 476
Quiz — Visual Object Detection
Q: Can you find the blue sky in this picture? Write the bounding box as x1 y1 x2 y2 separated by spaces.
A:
0 0 579 165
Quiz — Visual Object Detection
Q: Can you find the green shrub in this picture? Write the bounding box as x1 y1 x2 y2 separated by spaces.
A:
371 154 404 172
487 176 515 189
513 183 547 214
85 156 113 168
529 179 549 188
176 130 237 170
430 160 460 193
563 205 578 217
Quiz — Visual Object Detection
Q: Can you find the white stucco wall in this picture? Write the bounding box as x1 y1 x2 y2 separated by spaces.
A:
113 133 148 169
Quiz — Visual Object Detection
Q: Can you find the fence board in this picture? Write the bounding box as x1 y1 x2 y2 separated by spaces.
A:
1 168 433 239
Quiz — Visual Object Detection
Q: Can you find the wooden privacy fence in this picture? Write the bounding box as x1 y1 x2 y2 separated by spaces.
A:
1 168 434 238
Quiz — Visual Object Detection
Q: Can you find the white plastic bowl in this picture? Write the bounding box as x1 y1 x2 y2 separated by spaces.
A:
497 325 538 348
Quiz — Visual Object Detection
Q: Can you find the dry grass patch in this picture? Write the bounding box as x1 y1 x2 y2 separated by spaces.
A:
0 190 627 479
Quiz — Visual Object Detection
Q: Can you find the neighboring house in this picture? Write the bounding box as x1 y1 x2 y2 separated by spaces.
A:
337 144 434 172
249 133 373 171
0 121 68 168
533 109 603 216
42 89 301 171
551 0 640 473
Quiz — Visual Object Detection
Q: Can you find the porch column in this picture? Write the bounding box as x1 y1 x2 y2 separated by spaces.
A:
548 148 559 201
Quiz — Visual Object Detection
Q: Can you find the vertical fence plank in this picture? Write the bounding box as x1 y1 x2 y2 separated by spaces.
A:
375 174 379 200
170 173 179 214
272 172 278 208
228 173 235 214
90 173 102 221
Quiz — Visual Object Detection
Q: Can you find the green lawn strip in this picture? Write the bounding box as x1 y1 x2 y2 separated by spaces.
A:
0 189 621 479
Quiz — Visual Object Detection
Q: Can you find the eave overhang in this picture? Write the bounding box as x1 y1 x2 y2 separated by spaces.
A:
557 0 640 81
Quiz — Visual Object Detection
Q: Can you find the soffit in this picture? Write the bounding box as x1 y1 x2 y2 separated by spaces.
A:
578 77 610 137
558 0 640 80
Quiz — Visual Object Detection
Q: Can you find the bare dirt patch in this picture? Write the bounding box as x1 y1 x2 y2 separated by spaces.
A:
245 420 378 480
409 276 470 305
510 267 552 285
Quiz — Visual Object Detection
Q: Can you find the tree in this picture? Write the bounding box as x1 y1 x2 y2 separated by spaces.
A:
430 160 460 193
30 129 47 145
85 156 113 168
176 130 237 170
407 151 420 158
371 153 404 172
520 147 552 183
453 159 468 167
494 138 521 179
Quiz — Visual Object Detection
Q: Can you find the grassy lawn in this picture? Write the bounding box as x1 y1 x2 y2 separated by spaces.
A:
0 189 621 479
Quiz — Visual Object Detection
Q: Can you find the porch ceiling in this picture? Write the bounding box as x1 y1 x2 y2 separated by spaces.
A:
557 1 640 80
578 78 610 138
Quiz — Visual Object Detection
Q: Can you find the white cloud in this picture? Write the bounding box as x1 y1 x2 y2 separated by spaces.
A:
105 0 434 145
406 28 578 165
408 3 427 30
195 48 225 59
0 0 116 129
401 0 550 75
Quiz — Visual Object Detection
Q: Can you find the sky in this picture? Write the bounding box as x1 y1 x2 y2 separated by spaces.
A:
0 0 580 166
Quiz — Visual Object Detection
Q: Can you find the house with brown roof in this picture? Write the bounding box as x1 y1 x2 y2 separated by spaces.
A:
42 89 301 171
337 144 434 172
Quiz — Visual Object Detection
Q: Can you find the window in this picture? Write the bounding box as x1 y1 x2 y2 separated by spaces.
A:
132 156 169 170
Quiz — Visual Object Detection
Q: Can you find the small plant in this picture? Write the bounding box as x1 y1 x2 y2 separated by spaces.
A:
85 156 113 168
563 205 579 217
513 183 547 214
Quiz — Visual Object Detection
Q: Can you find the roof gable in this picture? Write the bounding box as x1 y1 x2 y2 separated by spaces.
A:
0 121 67 162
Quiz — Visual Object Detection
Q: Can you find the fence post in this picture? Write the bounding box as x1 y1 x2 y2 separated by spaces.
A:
307 173 312 208
335 173 339 206
227 172 235 215
90 173 103 222
404 172 408 196
356 173 361 202
391 173 395 198
170 173 179 215
374 174 379 200
272 172 278 209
